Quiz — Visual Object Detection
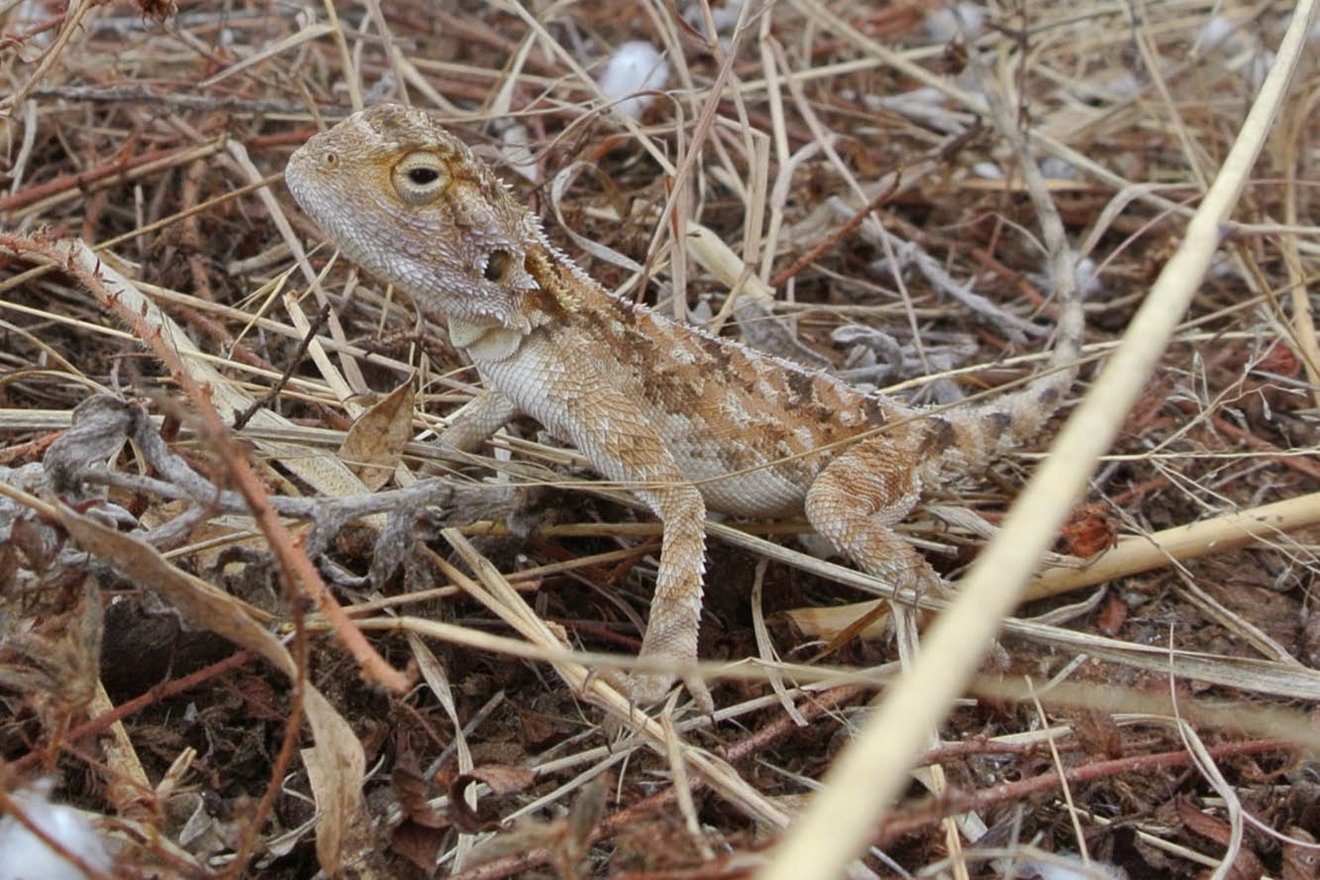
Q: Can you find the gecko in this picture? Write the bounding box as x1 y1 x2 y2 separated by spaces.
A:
285 103 1083 709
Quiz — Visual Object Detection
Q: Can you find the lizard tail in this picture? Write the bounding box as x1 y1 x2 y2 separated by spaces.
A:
925 271 1086 480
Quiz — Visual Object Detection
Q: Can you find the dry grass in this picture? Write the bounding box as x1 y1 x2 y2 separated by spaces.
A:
1 1 1318 878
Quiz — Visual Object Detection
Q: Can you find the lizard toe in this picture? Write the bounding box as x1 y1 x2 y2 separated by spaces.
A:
620 670 714 714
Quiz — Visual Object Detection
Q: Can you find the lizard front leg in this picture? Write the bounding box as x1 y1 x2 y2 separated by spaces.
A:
459 355 711 708
624 478 710 710
542 382 712 711
436 387 519 452
804 435 941 593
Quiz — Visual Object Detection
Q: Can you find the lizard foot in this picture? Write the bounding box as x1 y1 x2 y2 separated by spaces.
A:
620 670 714 715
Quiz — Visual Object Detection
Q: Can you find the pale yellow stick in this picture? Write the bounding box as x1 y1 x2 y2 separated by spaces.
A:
757 2 1318 877
789 492 1320 640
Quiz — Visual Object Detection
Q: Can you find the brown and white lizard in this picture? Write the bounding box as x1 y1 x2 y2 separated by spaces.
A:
285 104 1083 708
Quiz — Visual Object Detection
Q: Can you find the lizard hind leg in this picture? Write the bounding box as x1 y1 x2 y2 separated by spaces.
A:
804 437 942 595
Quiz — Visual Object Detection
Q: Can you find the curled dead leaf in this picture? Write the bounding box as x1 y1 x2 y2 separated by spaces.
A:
339 381 415 491
449 765 538 833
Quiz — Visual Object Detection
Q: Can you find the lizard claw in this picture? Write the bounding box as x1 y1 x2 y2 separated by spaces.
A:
682 673 715 715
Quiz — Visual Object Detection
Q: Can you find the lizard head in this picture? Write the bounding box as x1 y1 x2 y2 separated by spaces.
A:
286 104 544 334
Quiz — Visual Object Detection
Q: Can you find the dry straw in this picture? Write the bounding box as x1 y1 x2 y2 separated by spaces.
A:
1 0 1317 876
761 1 1320 877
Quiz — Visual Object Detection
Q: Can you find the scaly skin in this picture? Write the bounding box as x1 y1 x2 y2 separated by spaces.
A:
285 104 1084 709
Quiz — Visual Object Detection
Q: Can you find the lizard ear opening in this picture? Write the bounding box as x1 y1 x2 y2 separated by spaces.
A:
392 152 448 205
484 249 512 282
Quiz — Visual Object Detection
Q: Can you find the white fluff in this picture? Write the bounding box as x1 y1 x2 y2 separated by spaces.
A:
926 3 986 43
1197 15 1246 53
0 786 112 880
1040 155 1078 181
681 0 745 45
1074 256 1102 298
1012 854 1128 879
598 41 669 118
1249 50 1275 90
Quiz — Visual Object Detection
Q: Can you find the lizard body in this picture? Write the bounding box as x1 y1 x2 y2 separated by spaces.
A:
286 104 1083 707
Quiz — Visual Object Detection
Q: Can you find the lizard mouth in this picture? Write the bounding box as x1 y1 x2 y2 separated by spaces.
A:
284 150 359 251
283 150 322 214
283 153 315 214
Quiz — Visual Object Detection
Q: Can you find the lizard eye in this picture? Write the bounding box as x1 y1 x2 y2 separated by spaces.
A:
484 249 511 282
392 152 448 205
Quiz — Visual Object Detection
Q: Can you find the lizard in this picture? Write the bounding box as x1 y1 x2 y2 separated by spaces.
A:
284 103 1084 709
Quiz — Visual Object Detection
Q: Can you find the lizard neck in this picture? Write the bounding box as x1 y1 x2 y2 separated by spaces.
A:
449 240 618 363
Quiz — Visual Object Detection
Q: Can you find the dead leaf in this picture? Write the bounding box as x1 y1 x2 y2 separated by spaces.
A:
339 381 415 490
392 761 449 830
1071 709 1124 759
1061 505 1116 558
566 775 607 845
1257 341 1300 376
1097 593 1128 637
391 820 447 873
1282 827 1318 880
777 599 891 647
1174 797 1265 880
449 765 538 833
42 395 135 499
303 733 369 877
